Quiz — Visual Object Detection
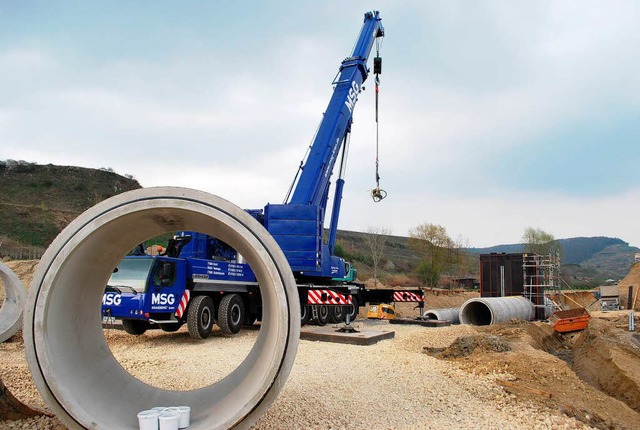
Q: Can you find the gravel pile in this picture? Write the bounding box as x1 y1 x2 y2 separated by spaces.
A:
0 323 593 429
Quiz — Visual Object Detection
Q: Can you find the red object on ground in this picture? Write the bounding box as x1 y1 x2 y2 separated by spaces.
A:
549 308 591 333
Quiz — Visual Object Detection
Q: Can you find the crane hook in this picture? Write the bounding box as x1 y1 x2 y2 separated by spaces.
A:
371 187 387 202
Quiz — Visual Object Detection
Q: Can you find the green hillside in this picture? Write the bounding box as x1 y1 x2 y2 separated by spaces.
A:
0 160 140 250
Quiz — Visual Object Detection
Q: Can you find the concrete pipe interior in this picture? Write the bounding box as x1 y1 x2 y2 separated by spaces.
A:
0 261 26 343
459 301 493 326
24 188 300 430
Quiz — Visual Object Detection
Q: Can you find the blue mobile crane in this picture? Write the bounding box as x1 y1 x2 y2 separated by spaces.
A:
101 11 423 339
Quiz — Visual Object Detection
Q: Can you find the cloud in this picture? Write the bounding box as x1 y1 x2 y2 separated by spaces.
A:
337 184 640 248
2 2 639 249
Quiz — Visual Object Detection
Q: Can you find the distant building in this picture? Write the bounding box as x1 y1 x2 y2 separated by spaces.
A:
453 278 479 290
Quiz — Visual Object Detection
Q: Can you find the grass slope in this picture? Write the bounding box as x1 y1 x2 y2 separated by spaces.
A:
0 161 141 247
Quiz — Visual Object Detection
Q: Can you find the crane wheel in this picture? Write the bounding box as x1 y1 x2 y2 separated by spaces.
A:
330 305 346 323
122 319 150 335
187 295 215 339
300 305 310 326
347 301 360 322
316 305 329 326
160 323 182 333
23 187 300 430
218 294 244 335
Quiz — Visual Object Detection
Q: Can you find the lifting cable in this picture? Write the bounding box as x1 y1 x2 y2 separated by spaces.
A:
371 36 387 203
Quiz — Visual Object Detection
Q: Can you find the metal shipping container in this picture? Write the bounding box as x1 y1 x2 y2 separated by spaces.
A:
479 253 525 298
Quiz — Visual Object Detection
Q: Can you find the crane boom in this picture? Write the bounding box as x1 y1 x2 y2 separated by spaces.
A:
289 11 384 206
264 11 384 279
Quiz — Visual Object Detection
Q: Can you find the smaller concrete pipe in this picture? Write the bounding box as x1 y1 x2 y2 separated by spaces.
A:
0 261 26 343
424 308 460 324
459 296 534 326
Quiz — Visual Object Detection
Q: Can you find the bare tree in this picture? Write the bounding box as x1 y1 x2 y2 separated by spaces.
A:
363 226 391 287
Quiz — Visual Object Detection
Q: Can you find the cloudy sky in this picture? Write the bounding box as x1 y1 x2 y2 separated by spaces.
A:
2 1 639 247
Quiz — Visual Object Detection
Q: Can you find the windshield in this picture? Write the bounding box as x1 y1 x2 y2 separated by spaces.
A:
107 258 154 293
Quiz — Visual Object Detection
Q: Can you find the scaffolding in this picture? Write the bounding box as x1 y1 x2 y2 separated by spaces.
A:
522 252 562 319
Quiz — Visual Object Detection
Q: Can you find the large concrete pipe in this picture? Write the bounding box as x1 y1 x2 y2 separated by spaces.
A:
0 261 26 343
23 187 300 430
459 296 534 326
424 308 460 324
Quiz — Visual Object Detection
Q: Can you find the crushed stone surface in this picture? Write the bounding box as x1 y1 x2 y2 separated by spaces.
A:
1 323 594 430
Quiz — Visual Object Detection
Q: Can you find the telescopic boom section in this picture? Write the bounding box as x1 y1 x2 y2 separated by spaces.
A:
289 11 384 207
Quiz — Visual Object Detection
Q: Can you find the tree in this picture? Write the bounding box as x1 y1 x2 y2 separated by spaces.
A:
363 226 391 286
522 227 560 256
408 223 461 289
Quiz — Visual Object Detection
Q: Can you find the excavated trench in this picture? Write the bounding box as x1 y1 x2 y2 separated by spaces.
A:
426 317 640 423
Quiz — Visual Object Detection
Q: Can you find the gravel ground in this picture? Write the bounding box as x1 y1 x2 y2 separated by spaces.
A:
0 321 592 430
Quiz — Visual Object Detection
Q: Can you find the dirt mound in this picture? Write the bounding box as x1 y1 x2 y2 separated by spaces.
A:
617 262 640 310
573 316 640 413
424 334 511 358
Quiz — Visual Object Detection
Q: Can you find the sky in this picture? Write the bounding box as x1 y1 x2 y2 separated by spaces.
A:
1 1 639 247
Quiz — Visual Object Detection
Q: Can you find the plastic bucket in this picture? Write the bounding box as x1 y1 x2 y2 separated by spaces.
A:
137 410 160 430
177 406 191 428
158 411 181 430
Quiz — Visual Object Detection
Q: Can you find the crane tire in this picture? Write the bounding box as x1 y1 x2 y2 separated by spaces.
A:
218 294 244 335
160 323 182 333
187 295 215 339
122 319 149 335
316 305 329 326
243 313 258 326
300 305 310 326
331 305 346 323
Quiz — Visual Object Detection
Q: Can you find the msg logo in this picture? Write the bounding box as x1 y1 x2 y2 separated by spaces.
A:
152 293 176 306
102 293 122 306
344 81 360 113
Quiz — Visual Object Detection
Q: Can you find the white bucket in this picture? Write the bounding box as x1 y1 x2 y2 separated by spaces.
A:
152 407 168 412
177 406 191 428
137 410 160 430
158 411 181 430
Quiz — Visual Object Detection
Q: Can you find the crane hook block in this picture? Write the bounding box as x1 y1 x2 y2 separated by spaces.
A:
371 187 387 202
374 57 382 75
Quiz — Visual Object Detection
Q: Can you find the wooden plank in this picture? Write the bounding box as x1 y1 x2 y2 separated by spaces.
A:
389 318 451 327
300 327 395 345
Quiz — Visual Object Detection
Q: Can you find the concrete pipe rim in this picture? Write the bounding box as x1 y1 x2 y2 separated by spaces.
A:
0 261 26 343
23 187 300 430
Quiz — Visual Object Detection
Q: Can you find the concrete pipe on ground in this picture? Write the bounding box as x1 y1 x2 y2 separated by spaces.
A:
0 261 26 343
424 308 460 324
459 296 534 326
23 187 300 430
